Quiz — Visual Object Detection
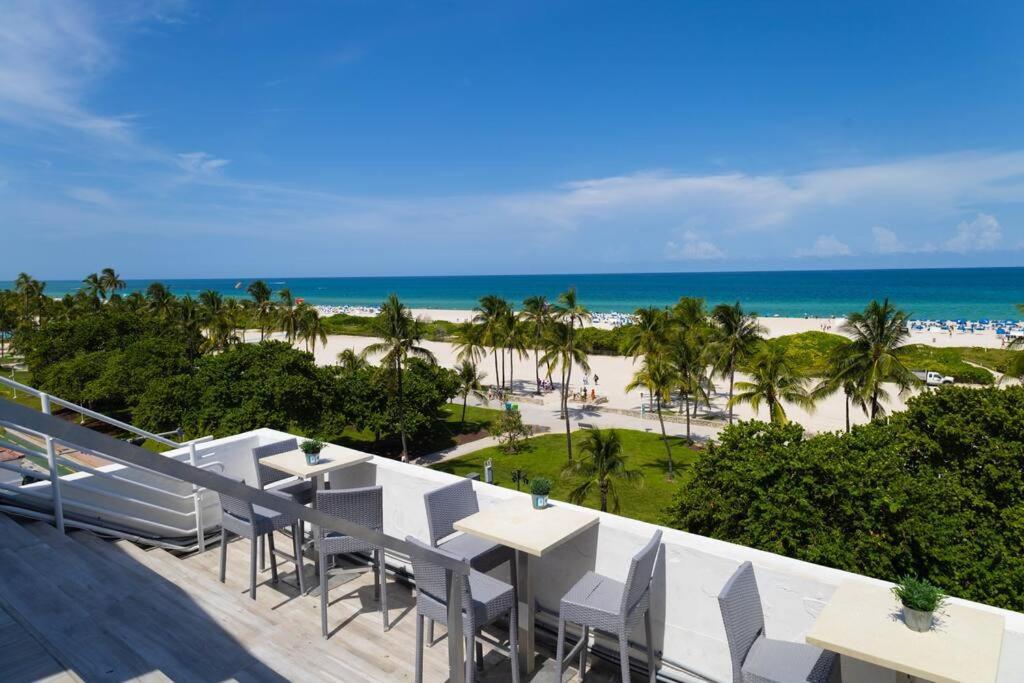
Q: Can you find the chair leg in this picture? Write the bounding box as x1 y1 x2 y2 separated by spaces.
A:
555 616 566 682
414 614 424 683
259 535 266 571
320 549 329 638
618 632 630 682
465 635 475 683
249 534 258 600
378 548 390 631
218 529 228 583
476 639 484 671
427 619 435 647
268 532 279 583
580 625 590 679
644 610 656 682
294 525 307 595
509 598 520 683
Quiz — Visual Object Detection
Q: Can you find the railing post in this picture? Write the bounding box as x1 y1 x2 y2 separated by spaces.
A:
39 394 65 534
447 569 466 683
189 441 205 552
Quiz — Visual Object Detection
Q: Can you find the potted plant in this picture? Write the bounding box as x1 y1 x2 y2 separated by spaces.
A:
530 477 552 509
891 576 947 632
300 438 325 466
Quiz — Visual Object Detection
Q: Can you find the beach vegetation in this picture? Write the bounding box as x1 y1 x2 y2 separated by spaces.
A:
454 359 487 424
668 385 1024 611
562 428 643 513
729 344 815 425
710 302 766 425
489 408 532 454
626 353 679 479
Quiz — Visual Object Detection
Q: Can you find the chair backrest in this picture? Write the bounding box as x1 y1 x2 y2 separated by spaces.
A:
406 535 471 610
717 561 765 683
423 479 479 546
218 477 254 524
620 529 662 615
252 438 298 488
317 486 383 535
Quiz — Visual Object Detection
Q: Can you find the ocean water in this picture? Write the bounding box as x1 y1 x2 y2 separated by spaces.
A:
5 268 1024 320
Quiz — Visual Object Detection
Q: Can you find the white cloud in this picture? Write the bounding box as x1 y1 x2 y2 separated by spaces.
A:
943 213 1002 253
176 152 230 175
795 235 852 258
665 230 725 260
872 226 907 254
66 186 115 207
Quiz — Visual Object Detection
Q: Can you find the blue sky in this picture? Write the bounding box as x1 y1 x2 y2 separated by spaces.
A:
2 1 1024 279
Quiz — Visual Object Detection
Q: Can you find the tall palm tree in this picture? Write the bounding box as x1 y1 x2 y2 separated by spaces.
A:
0 292 16 358
336 348 369 373
562 429 643 513
473 295 512 390
296 304 327 352
672 296 707 330
145 282 176 319
362 294 436 461
813 344 866 433
99 268 126 298
178 295 203 361
729 344 816 425
626 354 679 479
82 272 103 303
13 274 46 328
276 288 300 343
540 321 590 463
711 301 765 424
453 322 487 366
504 318 530 394
670 329 713 442
247 280 274 341
551 287 591 424
520 295 551 393
622 306 670 409
837 299 918 420
455 360 488 424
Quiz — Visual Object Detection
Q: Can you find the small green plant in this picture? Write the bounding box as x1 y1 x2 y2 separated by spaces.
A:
510 468 529 491
489 409 532 455
300 438 325 454
891 576 947 612
530 477 552 497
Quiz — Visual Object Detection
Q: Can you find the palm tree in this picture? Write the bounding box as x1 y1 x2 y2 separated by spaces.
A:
813 345 866 433
670 329 713 442
473 295 512 390
729 344 816 425
622 306 670 409
362 294 436 461
0 292 16 358
296 304 327 352
13 274 46 328
99 268 125 298
711 301 765 424
562 429 643 513
551 287 591 425
837 299 918 419
82 272 103 302
276 288 300 343
336 348 369 373
247 280 274 341
520 295 551 393
540 320 591 463
178 295 203 361
145 282 176 319
453 322 487 365
504 318 530 394
455 360 487 424
626 354 679 479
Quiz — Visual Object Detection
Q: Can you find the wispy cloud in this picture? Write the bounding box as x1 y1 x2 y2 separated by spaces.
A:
872 226 907 254
665 230 725 260
943 213 1002 253
176 152 230 175
795 235 852 258
66 186 115 207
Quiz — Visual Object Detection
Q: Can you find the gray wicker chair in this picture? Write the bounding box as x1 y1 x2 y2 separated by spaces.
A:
423 480 516 646
317 486 389 637
407 536 519 683
555 529 662 682
718 561 837 683
252 438 314 571
217 479 306 599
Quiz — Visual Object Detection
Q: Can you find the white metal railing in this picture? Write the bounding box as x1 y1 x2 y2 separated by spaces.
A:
0 374 214 549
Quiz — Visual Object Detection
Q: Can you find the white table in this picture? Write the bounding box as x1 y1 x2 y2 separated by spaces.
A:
260 444 372 591
806 580 1005 683
454 497 599 673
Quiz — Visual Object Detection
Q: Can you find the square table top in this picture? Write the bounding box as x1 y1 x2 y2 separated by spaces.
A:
454 497 599 557
806 580 1004 683
259 443 372 480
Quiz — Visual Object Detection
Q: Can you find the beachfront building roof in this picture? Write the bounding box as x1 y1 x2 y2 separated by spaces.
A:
0 377 1021 683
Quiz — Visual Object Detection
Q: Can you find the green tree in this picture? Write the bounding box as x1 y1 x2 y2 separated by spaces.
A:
520 295 551 394
670 328 713 442
297 304 327 352
247 280 274 341
363 294 436 461
455 359 487 424
276 288 300 343
0 292 16 358
711 301 765 424
489 409 532 454
729 344 815 425
836 299 918 419
473 295 512 390
626 354 679 478
562 429 643 513
551 287 591 459
99 267 126 298
145 282 176 319
540 320 590 463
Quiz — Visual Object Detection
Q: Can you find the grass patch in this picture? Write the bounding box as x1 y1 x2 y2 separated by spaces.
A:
0 364 41 411
335 404 503 458
321 313 460 342
430 428 699 524
763 332 847 376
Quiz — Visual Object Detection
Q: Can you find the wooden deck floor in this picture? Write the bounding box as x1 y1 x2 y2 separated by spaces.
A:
0 513 625 682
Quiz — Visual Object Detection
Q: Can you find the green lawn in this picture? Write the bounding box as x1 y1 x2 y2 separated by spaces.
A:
0 364 42 411
430 428 699 524
334 404 503 458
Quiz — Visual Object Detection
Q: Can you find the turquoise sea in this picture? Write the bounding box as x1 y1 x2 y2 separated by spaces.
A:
5 268 1024 321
